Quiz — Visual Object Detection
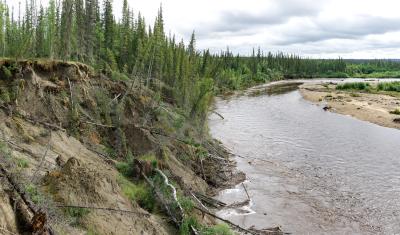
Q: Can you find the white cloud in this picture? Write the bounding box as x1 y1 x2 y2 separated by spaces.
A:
8 0 400 58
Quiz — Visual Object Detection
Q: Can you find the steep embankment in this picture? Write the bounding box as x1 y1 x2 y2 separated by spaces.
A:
0 60 242 234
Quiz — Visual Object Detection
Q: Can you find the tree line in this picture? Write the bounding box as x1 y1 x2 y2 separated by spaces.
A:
1 0 399 124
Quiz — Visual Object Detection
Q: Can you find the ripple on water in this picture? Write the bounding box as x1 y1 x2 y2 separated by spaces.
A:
210 88 400 234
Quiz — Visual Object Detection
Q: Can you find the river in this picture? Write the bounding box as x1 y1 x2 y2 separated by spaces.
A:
208 81 400 234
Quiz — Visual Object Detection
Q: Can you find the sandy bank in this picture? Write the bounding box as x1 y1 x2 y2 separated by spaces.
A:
300 82 400 129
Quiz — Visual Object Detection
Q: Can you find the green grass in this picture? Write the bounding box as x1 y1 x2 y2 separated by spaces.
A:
16 158 29 168
117 175 156 212
377 81 400 92
65 207 90 219
201 224 233 235
25 183 44 204
180 217 233 235
336 82 370 91
390 109 400 115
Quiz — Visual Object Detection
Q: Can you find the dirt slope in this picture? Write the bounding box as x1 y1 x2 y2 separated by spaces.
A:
0 60 238 234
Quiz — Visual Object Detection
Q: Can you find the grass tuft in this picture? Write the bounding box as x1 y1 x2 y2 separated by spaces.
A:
390 109 400 115
336 82 370 91
377 82 400 92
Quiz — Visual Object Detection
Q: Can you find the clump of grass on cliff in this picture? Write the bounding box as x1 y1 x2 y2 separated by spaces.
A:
117 174 156 212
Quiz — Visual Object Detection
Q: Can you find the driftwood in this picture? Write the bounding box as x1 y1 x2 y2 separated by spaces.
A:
227 199 250 208
211 110 225 119
193 192 226 208
193 205 288 235
189 191 209 212
242 182 251 201
83 120 115 128
30 133 52 182
193 205 258 235
0 162 54 234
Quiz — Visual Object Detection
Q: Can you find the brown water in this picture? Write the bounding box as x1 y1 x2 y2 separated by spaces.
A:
209 81 400 234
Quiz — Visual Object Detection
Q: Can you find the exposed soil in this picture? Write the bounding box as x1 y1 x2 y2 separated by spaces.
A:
0 60 241 234
300 82 400 130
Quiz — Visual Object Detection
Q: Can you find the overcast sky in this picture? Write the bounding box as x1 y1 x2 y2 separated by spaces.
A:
11 0 400 58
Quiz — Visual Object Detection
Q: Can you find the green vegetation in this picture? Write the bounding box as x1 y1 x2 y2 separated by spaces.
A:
25 183 44 204
180 217 233 235
65 207 90 219
336 82 370 91
0 0 399 133
390 109 400 115
201 224 234 235
16 158 29 168
117 175 156 212
377 82 400 92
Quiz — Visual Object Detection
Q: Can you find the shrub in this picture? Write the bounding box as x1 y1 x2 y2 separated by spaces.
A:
390 109 400 115
16 158 29 168
336 82 370 90
1 66 12 79
377 81 400 92
65 207 90 219
25 183 44 204
201 224 233 235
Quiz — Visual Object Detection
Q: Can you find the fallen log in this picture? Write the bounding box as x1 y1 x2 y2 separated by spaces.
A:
193 192 226 208
0 162 54 234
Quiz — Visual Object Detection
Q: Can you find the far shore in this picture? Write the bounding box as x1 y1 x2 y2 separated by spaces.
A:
299 82 400 130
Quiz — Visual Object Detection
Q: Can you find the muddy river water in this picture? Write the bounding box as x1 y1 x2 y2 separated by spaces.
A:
209 81 400 234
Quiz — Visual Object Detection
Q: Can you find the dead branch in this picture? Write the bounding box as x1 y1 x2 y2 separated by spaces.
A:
83 120 115 128
54 205 150 217
30 133 52 183
242 182 251 201
193 192 226 208
211 110 225 119
0 162 55 234
193 205 258 235
67 77 73 107
193 205 287 235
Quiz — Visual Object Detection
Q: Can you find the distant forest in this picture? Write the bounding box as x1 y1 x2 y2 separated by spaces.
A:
1 0 400 118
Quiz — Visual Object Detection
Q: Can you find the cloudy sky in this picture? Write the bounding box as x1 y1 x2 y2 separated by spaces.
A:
12 0 400 58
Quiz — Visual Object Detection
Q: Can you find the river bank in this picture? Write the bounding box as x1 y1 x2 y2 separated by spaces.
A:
299 82 400 130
